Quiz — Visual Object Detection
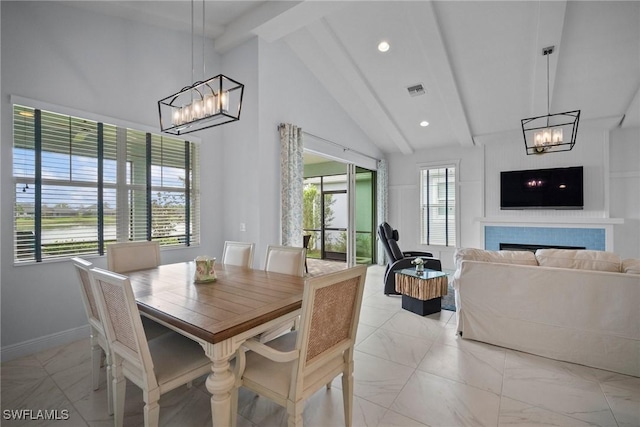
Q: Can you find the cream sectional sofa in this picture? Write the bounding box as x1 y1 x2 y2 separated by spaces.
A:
452 248 640 376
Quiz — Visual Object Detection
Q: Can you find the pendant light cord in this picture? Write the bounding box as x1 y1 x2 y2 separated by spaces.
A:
546 51 550 127
191 0 194 101
202 0 206 79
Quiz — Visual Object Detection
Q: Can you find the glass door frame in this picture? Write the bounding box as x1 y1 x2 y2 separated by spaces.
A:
303 155 376 266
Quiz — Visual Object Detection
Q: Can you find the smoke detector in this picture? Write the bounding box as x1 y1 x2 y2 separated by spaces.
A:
407 83 426 97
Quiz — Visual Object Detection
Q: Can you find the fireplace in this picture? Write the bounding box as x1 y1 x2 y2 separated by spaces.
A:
499 243 586 253
484 225 606 251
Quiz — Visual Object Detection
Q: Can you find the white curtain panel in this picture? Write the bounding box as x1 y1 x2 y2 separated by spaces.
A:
279 123 304 247
376 159 388 265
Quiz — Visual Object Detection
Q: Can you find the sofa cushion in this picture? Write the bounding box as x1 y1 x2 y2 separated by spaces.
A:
454 248 538 269
622 258 640 274
535 249 621 272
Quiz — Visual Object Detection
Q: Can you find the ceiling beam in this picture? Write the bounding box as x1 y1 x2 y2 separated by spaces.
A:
252 1 347 43
407 2 474 147
300 19 414 154
285 25 412 154
213 1 303 53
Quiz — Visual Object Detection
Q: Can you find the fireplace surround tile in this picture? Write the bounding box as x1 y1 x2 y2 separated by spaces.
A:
485 226 606 251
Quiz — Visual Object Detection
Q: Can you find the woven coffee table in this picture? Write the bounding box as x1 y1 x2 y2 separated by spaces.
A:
395 268 448 315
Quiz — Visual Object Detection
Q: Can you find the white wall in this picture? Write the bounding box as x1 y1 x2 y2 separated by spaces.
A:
0 2 223 353
387 145 485 270
610 126 640 259
220 38 382 268
483 127 610 219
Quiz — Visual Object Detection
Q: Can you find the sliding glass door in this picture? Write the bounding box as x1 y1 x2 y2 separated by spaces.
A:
303 157 376 265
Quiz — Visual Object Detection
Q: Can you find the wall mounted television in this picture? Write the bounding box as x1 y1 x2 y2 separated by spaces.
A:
500 166 583 210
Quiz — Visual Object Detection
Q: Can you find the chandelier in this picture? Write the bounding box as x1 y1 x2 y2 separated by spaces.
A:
158 1 244 135
521 46 579 155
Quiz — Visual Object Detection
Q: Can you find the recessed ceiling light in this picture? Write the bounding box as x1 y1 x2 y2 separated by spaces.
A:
377 41 390 53
420 121 429 127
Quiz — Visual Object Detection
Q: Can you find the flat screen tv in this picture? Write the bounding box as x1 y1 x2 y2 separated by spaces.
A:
500 166 583 210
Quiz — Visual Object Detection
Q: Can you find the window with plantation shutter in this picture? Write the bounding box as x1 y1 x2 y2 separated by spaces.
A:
420 165 457 247
12 104 200 263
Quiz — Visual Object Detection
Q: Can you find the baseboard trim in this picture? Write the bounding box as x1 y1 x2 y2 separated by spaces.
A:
1 325 90 362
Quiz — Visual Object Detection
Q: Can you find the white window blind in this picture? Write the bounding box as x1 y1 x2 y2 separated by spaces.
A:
12 105 199 263
420 165 456 246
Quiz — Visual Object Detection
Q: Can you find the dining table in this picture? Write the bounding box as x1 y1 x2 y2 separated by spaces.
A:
127 261 306 427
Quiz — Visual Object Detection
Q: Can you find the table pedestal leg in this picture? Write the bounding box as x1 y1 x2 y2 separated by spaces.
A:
202 340 239 427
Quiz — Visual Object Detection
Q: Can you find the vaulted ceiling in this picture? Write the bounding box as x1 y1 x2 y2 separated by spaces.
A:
65 1 640 155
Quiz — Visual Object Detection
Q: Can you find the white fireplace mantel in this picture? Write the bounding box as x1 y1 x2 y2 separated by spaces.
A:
477 217 624 226
477 217 623 252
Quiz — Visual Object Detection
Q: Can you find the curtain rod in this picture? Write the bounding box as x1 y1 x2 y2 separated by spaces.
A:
278 123 381 163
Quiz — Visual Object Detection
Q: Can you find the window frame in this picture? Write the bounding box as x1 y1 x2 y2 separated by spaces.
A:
11 96 201 265
418 160 460 248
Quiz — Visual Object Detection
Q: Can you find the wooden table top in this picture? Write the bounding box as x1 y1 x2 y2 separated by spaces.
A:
128 261 305 343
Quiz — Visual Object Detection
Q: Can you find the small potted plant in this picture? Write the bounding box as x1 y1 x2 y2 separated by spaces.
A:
411 257 425 273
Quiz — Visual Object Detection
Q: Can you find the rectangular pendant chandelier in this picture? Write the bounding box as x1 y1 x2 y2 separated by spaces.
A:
521 110 580 155
158 74 244 135
521 46 580 155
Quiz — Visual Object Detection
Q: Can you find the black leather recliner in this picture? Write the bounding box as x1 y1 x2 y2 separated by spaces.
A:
378 222 442 295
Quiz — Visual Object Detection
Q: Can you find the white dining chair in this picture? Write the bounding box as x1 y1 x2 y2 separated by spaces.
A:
71 257 114 415
72 257 172 416
89 267 212 427
264 245 306 277
232 265 367 427
107 240 161 273
260 245 307 342
222 241 255 268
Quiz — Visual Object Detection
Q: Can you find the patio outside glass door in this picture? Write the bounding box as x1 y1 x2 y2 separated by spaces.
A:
323 185 347 261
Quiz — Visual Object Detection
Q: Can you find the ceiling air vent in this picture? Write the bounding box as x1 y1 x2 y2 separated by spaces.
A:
407 83 425 97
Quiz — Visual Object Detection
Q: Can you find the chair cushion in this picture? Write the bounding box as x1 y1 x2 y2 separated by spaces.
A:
242 332 298 398
535 249 621 272
380 223 394 240
147 332 211 386
387 239 404 261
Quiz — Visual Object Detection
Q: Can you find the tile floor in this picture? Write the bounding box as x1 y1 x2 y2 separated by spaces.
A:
2 265 639 426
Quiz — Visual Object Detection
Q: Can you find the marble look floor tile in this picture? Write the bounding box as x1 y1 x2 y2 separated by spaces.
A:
237 386 285 426
356 328 433 368
349 351 415 408
600 376 640 427
355 323 378 345
378 409 429 427
157 386 212 427
380 311 447 342
498 396 603 426
50 359 99 404
390 370 500 427
1 355 49 408
71 385 112 426
418 342 505 395
304 388 387 427
34 338 91 376
358 305 398 328
505 349 603 384
362 294 404 312
502 352 618 426
1 374 86 427
425 309 455 324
